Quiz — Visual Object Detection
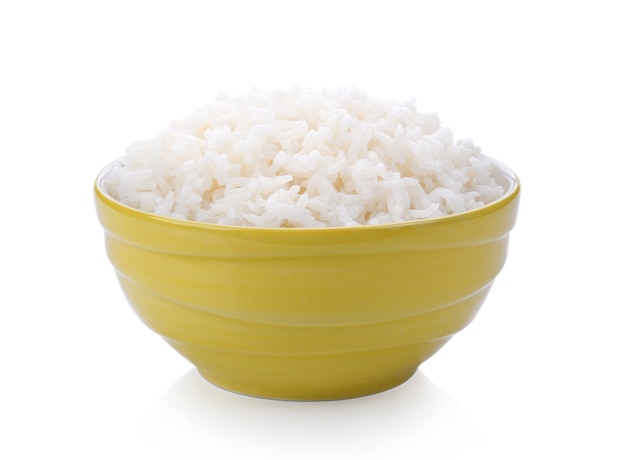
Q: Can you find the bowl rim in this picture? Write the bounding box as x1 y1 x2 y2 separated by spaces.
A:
94 157 520 233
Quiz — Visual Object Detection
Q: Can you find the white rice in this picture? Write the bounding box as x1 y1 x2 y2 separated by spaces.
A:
102 86 505 228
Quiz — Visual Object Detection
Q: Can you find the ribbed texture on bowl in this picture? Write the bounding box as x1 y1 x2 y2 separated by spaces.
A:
95 161 520 400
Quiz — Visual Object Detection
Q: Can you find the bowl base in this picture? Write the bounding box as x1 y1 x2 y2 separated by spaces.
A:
167 337 449 401
197 365 418 401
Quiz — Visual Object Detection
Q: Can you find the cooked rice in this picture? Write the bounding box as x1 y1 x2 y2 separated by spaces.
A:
102 86 505 228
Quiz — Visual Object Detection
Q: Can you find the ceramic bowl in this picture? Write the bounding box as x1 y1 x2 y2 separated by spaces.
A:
94 160 520 400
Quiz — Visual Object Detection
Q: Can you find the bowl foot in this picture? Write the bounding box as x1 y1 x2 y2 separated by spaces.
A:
167 338 449 401
196 364 418 401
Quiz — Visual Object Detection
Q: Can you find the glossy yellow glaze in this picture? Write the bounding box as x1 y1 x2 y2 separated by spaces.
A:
94 160 520 400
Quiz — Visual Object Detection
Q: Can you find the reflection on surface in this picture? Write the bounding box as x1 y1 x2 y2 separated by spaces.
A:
132 368 481 459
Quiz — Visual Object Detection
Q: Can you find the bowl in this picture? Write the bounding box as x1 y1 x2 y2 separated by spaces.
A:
94 159 520 400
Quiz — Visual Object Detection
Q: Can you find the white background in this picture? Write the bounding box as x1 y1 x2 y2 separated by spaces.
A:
2 1 625 458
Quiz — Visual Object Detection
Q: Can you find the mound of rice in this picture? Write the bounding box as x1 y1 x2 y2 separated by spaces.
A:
102 87 505 228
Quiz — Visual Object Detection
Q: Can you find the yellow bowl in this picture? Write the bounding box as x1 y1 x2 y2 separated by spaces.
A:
94 160 520 400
